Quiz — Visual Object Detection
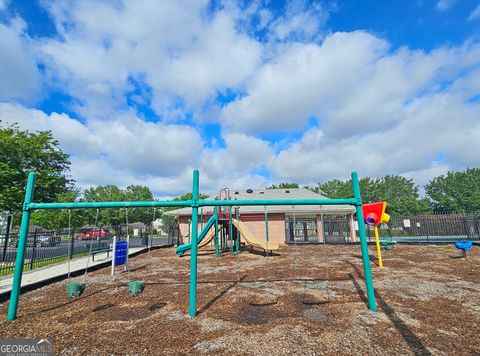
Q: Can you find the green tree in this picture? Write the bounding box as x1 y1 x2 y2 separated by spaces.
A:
311 179 352 198
30 189 88 229
0 123 73 213
161 192 209 228
82 184 156 229
425 168 480 213
83 185 125 229
124 185 155 224
267 182 299 189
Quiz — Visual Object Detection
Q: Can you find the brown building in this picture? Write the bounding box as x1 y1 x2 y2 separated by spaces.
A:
167 188 357 246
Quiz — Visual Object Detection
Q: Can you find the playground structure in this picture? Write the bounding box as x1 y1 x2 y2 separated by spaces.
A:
7 170 377 321
175 194 280 257
362 202 391 268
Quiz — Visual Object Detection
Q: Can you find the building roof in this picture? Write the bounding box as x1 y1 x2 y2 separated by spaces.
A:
166 188 355 217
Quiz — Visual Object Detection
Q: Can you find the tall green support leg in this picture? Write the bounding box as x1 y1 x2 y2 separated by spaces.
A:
352 172 377 312
229 206 233 256
189 170 200 317
8 172 36 321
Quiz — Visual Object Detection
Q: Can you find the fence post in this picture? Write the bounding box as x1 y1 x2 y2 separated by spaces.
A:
30 228 38 271
2 215 12 263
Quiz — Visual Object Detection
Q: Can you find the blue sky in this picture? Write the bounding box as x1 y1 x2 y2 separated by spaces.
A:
1 0 479 196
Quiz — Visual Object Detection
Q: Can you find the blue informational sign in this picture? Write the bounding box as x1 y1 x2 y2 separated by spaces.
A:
115 240 127 266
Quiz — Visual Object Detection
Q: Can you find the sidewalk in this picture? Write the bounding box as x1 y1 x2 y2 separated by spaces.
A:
0 247 147 298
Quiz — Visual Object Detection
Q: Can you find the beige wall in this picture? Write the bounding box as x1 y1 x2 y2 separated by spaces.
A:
240 213 286 245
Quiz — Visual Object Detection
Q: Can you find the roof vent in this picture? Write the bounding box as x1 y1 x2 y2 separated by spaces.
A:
234 191 239 194
246 189 253 193
285 190 290 193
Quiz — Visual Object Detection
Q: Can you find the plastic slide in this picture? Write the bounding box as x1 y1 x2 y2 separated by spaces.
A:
231 218 279 251
176 215 217 256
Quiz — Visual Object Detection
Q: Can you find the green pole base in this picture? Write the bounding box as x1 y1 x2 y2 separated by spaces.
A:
128 281 145 296
66 282 86 299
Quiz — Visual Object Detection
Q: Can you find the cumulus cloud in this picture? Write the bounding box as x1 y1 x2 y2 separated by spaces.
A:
221 31 480 140
38 0 262 120
268 91 480 185
0 18 41 102
0 103 205 192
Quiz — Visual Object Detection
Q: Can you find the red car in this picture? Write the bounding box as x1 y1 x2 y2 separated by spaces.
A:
78 228 111 240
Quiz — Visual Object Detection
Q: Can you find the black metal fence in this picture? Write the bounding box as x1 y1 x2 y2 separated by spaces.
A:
0 226 177 277
321 212 480 244
373 213 480 243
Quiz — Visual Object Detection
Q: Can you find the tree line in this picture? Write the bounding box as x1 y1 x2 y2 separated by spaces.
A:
2 124 480 230
272 169 480 216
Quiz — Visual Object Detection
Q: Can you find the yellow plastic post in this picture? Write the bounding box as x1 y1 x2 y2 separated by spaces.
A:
374 225 383 268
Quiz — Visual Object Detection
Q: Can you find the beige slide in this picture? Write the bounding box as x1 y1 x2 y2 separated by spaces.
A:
232 218 279 251
198 227 216 248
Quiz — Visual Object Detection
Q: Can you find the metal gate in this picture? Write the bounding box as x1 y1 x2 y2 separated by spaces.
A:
323 216 351 244
285 217 318 244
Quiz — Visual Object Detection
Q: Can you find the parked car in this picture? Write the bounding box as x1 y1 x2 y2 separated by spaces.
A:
37 234 61 247
11 234 60 247
79 228 112 240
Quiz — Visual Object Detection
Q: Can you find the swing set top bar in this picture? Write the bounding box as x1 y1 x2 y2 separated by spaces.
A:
27 197 359 210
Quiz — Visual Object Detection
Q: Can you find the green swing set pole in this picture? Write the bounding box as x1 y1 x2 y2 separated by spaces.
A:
189 170 200 317
229 206 233 256
8 172 36 321
214 207 219 257
352 172 377 312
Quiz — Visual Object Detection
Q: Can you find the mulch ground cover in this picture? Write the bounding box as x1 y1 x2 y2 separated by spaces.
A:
1 243 479 355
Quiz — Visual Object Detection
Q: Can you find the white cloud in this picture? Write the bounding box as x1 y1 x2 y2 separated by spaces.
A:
38 0 262 119
0 18 41 102
0 103 205 194
221 31 480 139
268 91 480 185
436 0 457 11
468 4 480 20
267 0 328 42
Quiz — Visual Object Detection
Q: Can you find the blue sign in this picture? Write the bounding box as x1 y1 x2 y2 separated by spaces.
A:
115 240 127 266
